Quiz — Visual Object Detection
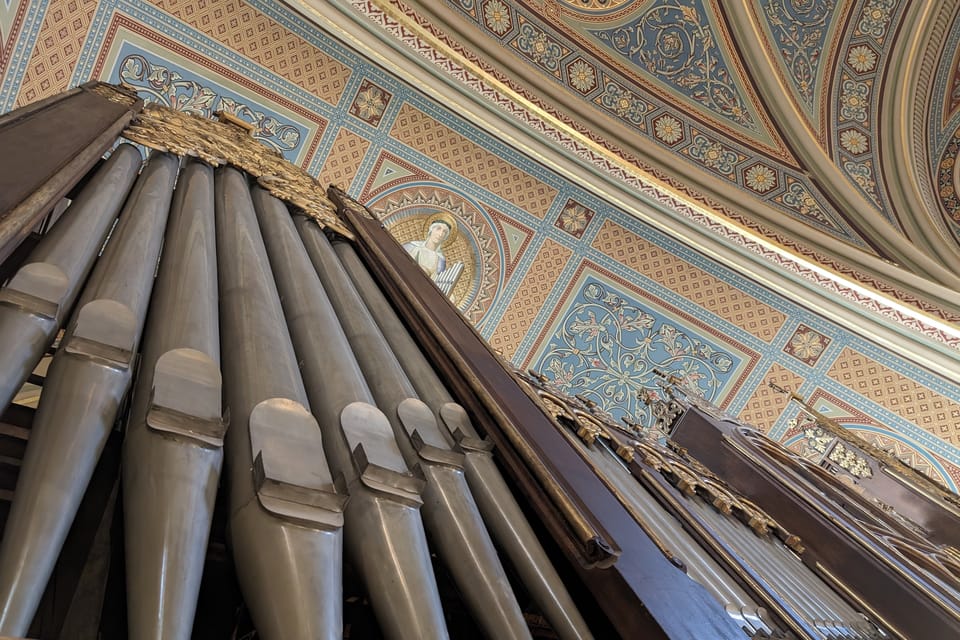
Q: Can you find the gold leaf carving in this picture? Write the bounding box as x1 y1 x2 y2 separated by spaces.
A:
121 101 351 238
86 82 139 107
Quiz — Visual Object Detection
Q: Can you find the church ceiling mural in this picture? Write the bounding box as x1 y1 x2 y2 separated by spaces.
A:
2 0 960 491
824 0 904 219
752 0 848 135
932 10 960 249
357 0 960 292
443 0 876 249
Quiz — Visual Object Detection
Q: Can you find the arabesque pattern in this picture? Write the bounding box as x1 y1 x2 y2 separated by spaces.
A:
537 277 742 427
443 0 887 250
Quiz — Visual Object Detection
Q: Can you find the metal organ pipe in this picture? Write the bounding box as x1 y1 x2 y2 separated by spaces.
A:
575 433 767 629
0 100 904 640
0 99 135 266
214 167 346 640
334 241 594 640
692 502 836 636
322 237 530 640
690 499 876 638
121 160 225 640
253 188 448 640
0 152 178 636
0 143 142 413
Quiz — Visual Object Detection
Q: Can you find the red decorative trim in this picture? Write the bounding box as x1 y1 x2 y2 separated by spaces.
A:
0 0 31 75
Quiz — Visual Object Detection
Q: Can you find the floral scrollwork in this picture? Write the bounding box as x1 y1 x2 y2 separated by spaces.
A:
515 22 563 71
122 101 347 237
541 280 736 429
590 0 756 129
120 54 302 156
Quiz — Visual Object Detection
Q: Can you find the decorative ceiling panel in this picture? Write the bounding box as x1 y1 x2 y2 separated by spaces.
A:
316 127 371 192
489 238 574 360
531 268 759 429
590 218 788 343
150 0 352 105
14 0 98 107
582 1 766 137
748 0 851 140
116 43 317 163
444 0 882 253
389 102 558 218
828 347 960 448
932 6 960 247
827 0 907 227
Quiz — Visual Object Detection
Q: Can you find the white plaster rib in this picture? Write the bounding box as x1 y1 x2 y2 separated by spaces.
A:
879 0 960 271
728 0 960 289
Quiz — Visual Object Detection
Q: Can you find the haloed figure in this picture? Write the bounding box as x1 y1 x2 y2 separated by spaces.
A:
402 213 464 296
404 219 451 277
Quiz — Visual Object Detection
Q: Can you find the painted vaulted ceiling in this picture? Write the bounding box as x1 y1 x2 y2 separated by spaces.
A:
2 0 960 488
332 0 960 313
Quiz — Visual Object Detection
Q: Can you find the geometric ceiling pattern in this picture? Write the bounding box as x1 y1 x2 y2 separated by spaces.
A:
2 0 960 493
390 0 960 305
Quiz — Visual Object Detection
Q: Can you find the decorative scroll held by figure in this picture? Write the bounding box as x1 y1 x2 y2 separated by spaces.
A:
403 212 464 295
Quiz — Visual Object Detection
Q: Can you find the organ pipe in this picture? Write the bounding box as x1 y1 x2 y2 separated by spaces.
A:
0 143 142 413
0 84 141 265
323 238 530 640
252 188 449 640
215 167 345 640
121 160 225 640
335 240 594 640
0 92 940 640
0 152 178 636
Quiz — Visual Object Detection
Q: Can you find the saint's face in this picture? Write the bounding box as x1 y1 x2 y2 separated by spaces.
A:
428 223 448 245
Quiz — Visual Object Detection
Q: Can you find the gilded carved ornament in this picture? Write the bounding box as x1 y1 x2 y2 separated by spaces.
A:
120 99 352 239
520 367 801 548
87 82 140 107
769 382 960 512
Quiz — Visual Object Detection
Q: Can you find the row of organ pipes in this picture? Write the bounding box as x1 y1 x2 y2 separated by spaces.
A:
0 90 955 638
0 144 591 640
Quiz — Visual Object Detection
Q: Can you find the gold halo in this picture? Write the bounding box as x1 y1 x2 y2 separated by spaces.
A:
422 211 458 244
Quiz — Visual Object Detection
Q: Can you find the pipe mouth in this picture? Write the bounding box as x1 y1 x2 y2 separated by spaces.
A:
250 398 347 529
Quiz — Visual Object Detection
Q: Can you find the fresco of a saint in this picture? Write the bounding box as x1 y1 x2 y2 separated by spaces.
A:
402 213 464 295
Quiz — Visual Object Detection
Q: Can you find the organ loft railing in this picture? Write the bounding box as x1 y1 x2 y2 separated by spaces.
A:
0 82 955 639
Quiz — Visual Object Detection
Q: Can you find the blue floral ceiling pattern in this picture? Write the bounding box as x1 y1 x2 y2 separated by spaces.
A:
587 1 761 133
445 0 887 250
437 0 960 274
753 0 846 134
535 276 745 428
117 50 306 160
